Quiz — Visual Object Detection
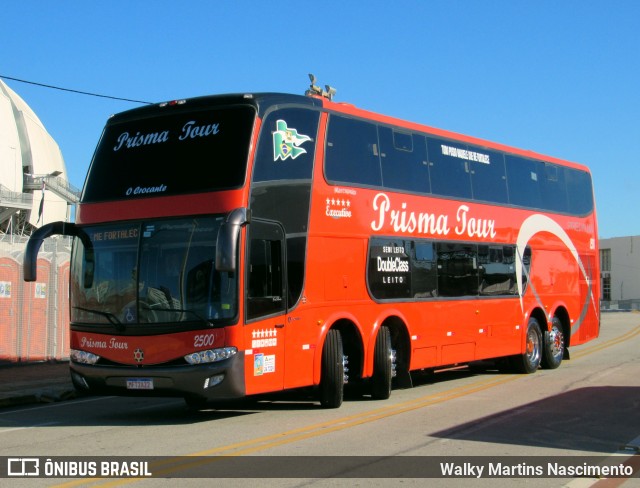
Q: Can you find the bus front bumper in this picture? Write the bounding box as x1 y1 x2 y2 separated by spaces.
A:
69 352 246 401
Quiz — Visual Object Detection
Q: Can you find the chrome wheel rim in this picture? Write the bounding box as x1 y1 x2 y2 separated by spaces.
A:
526 327 541 368
548 324 564 360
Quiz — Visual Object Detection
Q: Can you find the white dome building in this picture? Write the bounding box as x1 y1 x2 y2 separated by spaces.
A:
0 79 78 236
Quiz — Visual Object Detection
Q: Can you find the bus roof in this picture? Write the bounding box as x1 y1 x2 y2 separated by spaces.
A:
107 91 588 173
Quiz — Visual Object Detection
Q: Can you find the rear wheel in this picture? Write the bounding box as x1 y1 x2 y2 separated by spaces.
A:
541 317 564 369
319 329 344 408
371 325 393 400
512 317 543 374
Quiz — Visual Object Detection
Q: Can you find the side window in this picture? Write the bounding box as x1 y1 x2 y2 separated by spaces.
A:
565 167 594 215
286 236 306 307
520 246 532 292
378 127 430 194
478 245 517 296
541 163 569 213
368 238 527 300
253 108 318 183
246 221 285 320
436 242 478 296
251 108 320 310
411 241 438 298
325 115 382 187
469 147 508 204
505 156 544 209
367 238 411 299
426 138 472 199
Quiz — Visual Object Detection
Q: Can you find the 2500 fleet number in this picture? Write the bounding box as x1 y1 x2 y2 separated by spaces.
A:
193 334 216 348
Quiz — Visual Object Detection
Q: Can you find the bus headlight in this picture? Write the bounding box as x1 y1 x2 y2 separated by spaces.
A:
70 349 100 365
184 347 237 365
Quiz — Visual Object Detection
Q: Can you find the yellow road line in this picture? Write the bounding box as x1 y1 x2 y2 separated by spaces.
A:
571 324 640 360
54 322 640 486
54 375 517 486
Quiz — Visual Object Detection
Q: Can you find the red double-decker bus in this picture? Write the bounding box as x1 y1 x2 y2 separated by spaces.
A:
24 79 599 408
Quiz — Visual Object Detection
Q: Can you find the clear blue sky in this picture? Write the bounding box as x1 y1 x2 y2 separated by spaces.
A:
2 1 638 238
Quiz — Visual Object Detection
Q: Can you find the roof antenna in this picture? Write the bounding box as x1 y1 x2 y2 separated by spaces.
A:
305 73 336 101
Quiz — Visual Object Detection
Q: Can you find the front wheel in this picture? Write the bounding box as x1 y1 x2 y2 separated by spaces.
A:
512 317 543 374
319 329 344 408
541 317 564 369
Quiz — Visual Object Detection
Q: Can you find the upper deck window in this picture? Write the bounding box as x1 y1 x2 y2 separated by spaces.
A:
325 116 382 187
83 105 255 202
323 113 594 217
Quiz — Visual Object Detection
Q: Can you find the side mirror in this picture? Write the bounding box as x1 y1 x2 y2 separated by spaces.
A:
24 222 94 287
215 208 250 273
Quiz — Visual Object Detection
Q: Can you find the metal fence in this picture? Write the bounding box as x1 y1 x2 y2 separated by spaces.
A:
0 236 72 363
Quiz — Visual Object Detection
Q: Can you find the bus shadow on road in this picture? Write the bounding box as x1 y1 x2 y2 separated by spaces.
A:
429 385 640 453
73 400 258 426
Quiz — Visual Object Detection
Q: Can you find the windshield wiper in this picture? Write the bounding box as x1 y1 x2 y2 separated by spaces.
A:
73 306 125 331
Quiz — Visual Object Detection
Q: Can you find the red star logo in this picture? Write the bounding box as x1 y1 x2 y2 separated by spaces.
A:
134 348 144 363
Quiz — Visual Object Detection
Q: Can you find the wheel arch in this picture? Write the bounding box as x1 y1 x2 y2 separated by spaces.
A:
314 315 364 385
366 311 412 388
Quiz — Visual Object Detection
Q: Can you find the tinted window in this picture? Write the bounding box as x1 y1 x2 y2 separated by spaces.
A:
286 236 306 307
251 108 320 308
520 246 532 291
539 163 568 213
247 221 285 320
252 108 318 182
325 115 382 186
70 217 237 326
324 115 593 217
251 108 319 233
478 245 517 296
505 155 544 208
368 238 411 299
368 238 530 300
565 168 594 215
436 242 478 296
83 106 255 202
378 127 430 193
411 241 438 298
427 138 472 199
469 147 508 204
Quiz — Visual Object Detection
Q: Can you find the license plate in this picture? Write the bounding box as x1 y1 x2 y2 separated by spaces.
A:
126 378 154 390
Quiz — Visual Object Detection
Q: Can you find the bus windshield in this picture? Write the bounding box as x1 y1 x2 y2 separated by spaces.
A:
70 216 237 328
82 105 255 202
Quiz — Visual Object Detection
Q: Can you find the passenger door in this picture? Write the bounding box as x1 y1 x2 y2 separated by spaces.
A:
244 220 287 395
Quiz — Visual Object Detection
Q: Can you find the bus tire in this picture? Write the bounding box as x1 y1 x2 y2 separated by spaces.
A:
541 317 564 369
319 329 344 408
371 325 392 400
512 317 543 374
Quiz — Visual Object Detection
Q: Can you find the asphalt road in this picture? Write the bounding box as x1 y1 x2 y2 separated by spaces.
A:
0 313 639 487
